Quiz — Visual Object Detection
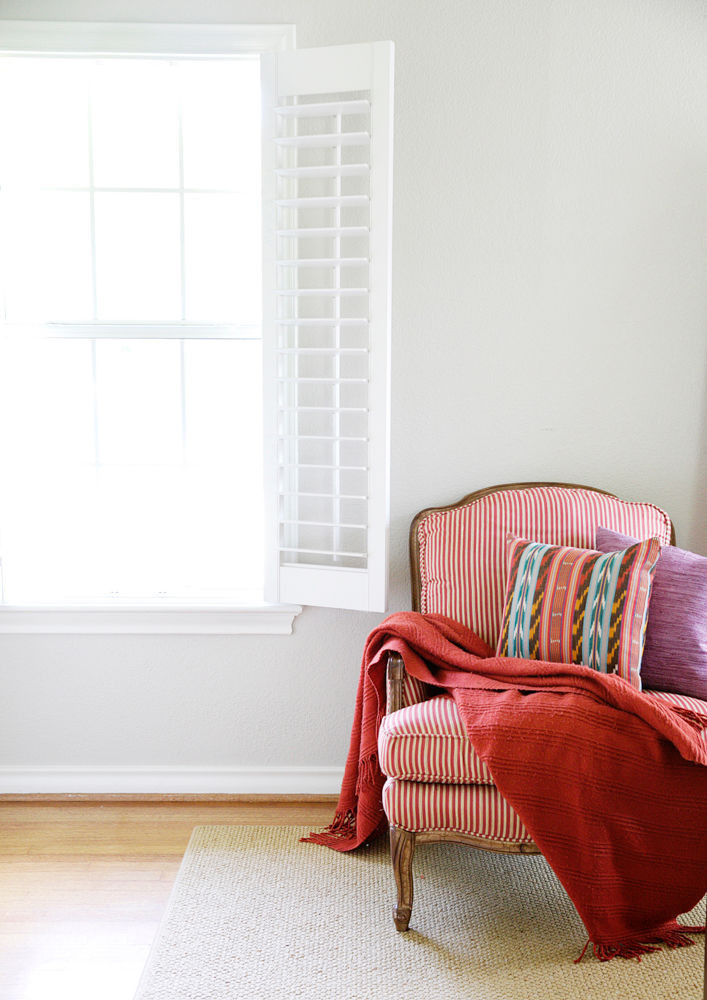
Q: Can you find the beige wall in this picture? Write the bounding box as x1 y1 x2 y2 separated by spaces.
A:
0 0 704 786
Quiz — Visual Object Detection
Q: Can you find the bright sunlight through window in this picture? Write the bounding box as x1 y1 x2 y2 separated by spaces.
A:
0 55 264 604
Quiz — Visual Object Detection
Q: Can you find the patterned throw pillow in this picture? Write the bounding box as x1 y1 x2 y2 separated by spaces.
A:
496 535 661 689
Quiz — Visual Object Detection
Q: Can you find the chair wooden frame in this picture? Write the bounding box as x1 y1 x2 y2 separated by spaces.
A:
386 481 676 932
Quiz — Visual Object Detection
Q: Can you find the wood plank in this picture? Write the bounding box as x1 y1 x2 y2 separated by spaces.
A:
0 793 338 803
0 798 334 1000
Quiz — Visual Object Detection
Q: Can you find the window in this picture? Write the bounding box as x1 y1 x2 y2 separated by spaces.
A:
0 53 264 608
0 25 393 632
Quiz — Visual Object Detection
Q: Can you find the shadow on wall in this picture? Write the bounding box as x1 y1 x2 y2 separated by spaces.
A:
689 340 707 555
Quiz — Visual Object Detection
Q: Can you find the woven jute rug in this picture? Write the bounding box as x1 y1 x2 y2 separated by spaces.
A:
134 825 705 1000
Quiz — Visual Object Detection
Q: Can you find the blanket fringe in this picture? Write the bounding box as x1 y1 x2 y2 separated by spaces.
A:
300 808 357 847
300 749 383 848
667 704 707 733
575 925 705 963
356 752 380 795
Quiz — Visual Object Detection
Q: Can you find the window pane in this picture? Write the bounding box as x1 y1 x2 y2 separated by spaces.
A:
94 192 181 321
179 59 261 191
184 341 263 594
0 338 95 467
0 467 101 603
94 340 183 466
93 464 263 598
1 191 93 321
184 340 261 465
94 465 186 596
0 340 263 602
0 57 90 188
184 193 261 323
179 466 263 596
90 59 180 189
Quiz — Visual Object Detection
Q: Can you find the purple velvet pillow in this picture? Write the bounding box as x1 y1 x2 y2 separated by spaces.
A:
595 526 707 700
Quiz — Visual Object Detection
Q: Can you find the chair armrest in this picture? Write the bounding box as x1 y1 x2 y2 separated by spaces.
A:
386 652 406 715
386 652 432 714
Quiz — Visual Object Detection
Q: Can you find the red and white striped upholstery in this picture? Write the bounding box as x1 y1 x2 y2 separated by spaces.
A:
401 671 431 709
379 695 493 784
418 486 672 648
381 689 707 843
382 777 533 842
380 689 707 805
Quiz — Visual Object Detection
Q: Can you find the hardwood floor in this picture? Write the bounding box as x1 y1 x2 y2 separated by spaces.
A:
0 798 336 1000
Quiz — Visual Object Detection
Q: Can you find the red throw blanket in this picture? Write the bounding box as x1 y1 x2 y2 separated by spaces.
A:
305 612 707 961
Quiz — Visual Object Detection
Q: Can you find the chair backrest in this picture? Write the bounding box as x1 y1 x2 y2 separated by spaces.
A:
411 482 674 648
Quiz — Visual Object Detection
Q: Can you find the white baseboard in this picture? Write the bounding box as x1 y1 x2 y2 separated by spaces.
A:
0 765 344 795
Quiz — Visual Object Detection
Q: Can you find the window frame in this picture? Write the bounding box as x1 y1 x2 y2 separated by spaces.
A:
0 20 301 635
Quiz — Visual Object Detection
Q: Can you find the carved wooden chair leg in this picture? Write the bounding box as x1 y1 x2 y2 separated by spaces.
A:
390 824 416 931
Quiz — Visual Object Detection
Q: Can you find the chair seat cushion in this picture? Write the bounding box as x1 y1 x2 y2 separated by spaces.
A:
378 689 707 787
378 694 493 785
382 776 533 843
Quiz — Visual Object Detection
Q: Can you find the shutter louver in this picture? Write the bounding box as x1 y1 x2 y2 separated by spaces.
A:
262 42 393 611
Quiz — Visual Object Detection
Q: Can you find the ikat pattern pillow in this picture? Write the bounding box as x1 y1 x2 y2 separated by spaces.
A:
496 535 661 690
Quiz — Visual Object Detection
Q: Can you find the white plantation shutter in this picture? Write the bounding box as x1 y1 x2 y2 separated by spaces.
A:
262 42 394 612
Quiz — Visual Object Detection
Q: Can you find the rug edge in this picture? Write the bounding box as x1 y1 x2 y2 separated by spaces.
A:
132 826 312 1000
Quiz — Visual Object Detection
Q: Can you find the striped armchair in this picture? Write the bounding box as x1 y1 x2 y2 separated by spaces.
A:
377 481 702 932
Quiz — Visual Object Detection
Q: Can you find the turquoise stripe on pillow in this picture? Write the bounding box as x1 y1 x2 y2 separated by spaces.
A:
505 542 553 659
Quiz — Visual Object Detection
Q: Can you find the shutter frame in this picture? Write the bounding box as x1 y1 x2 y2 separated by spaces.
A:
262 41 394 612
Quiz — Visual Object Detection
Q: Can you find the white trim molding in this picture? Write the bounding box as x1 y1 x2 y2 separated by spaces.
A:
0 21 296 56
0 604 302 634
0 765 343 796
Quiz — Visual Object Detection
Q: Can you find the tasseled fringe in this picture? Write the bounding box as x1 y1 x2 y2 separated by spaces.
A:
575 941 662 964
668 704 707 733
575 925 705 963
300 808 357 847
663 925 707 945
356 752 380 795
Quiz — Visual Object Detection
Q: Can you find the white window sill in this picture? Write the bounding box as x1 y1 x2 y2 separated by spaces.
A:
0 603 303 635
